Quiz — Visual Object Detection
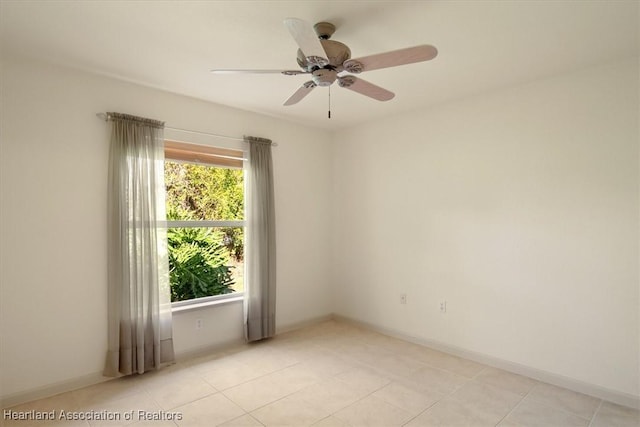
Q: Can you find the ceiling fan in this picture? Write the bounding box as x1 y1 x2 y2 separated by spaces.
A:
211 18 438 108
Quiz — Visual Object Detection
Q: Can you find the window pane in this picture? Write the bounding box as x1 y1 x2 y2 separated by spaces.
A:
165 161 244 221
168 227 244 302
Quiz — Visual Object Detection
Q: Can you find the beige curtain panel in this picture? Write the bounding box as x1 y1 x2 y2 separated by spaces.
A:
104 112 174 377
244 136 277 342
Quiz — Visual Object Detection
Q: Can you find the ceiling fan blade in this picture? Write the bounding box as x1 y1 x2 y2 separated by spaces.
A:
211 69 307 76
338 76 394 101
343 45 438 74
284 18 329 67
283 81 317 106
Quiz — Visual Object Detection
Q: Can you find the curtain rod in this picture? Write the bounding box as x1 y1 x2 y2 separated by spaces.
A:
96 113 277 146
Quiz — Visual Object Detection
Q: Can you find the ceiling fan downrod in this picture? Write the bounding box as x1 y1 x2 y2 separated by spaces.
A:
328 85 331 119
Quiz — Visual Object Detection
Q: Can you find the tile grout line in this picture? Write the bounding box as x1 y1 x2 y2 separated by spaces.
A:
399 383 450 427
400 365 478 426
493 385 534 426
219 353 359 419
586 399 604 427
516 383 600 426
229 342 345 415
142 384 195 427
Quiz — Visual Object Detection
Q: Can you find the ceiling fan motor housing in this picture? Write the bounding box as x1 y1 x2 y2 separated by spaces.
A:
296 40 351 71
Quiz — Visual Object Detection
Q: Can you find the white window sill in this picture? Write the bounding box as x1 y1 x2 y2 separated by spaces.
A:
171 294 244 313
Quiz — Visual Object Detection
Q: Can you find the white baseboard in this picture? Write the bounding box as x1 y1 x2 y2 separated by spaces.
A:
333 314 640 410
1 371 110 410
174 337 246 361
175 313 335 360
276 314 335 335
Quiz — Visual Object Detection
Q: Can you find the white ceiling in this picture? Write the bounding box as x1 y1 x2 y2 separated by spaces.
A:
1 1 638 130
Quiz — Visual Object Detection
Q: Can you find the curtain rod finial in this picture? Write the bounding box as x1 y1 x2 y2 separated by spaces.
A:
96 112 108 121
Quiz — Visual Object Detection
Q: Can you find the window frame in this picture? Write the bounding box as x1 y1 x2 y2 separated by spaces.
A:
163 139 247 310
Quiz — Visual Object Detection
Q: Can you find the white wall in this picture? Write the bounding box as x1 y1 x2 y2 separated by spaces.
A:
0 54 333 402
331 59 639 400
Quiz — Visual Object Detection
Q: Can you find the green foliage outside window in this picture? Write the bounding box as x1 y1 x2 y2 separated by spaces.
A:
167 225 235 301
165 161 244 302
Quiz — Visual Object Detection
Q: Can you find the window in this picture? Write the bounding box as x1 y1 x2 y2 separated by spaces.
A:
164 140 245 307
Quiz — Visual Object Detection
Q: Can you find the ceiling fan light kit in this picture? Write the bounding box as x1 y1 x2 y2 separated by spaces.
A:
211 17 438 114
311 68 337 87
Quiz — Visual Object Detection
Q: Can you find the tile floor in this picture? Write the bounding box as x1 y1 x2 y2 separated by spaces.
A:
2 320 639 427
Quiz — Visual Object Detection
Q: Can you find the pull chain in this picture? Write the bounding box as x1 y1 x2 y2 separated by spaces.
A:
328 85 331 119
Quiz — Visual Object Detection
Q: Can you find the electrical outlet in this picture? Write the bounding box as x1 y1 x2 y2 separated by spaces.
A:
439 300 447 313
400 294 407 304
195 318 204 330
